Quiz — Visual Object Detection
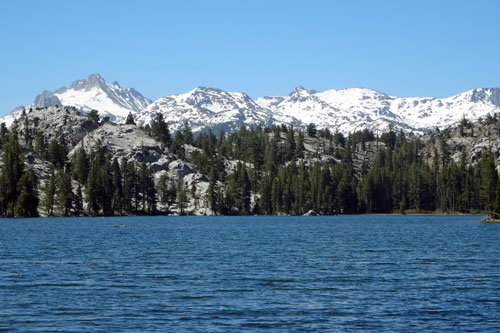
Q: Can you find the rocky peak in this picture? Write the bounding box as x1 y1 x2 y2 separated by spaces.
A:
33 90 62 108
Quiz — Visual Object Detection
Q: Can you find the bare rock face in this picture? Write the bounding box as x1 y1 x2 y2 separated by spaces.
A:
70 123 166 162
33 91 62 108
419 117 500 169
68 122 212 215
13 106 99 148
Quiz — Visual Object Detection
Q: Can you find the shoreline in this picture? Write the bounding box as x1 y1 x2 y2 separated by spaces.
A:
0 213 487 219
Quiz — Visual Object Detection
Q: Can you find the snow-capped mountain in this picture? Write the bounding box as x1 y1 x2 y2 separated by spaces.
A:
136 87 274 134
51 74 151 121
1 74 499 135
0 74 151 126
256 87 500 134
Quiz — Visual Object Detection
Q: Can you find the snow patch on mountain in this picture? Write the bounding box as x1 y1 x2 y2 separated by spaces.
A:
258 87 500 134
2 75 499 135
53 74 151 122
136 87 275 134
0 74 151 126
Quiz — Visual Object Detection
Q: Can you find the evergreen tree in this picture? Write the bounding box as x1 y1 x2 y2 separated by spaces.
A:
85 158 100 216
479 150 498 213
71 146 90 184
285 125 296 160
56 172 73 216
150 113 171 146
88 109 99 122
14 168 38 217
111 158 123 214
0 130 24 216
43 172 56 216
74 184 84 216
125 112 136 125
307 123 317 137
177 181 188 215
295 130 305 159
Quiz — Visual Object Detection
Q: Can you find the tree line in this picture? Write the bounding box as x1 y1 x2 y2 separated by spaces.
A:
1 110 500 217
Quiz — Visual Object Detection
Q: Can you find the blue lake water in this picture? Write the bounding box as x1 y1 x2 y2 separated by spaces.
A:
0 215 499 331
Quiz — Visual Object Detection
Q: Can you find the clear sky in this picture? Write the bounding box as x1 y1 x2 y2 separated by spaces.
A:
1 0 499 116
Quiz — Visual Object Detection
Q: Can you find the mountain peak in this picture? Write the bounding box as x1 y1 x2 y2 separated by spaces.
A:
190 86 223 94
24 74 151 123
86 73 106 89
289 86 316 96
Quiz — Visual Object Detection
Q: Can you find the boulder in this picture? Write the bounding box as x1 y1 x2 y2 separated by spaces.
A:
303 210 319 216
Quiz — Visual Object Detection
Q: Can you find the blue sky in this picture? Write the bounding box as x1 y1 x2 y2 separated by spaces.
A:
1 0 499 116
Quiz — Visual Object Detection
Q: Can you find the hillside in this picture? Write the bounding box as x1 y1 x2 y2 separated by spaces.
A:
2 105 500 218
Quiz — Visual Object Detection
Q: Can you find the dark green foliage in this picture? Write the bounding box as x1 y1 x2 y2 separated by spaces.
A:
47 138 67 169
87 109 99 122
3 113 500 218
71 146 90 184
34 133 47 158
14 168 38 217
0 122 8 150
307 123 317 137
43 172 56 216
479 150 498 213
111 158 123 214
100 116 110 125
296 130 305 159
125 112 136 125
150 113 171 146
0 130 27 216
74 184 84 216
56 172 73 216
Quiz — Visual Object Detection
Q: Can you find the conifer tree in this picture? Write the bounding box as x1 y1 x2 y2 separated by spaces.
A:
480 150 498 213
14 168 38 217
71 146 90 184
56 172 73 216
125 112 136 125
0 130 24 216
111 158 123 214
150 113 171 146
74 184 84 216
43 172 56 216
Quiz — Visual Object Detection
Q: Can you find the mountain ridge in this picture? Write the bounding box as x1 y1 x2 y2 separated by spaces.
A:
1 74 499 135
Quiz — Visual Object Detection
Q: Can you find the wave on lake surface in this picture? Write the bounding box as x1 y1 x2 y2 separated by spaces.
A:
0 215 498 331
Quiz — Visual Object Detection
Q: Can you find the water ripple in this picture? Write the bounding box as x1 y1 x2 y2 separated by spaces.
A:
0 215 498 331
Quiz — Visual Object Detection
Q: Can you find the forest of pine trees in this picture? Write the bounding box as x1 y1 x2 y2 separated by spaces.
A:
1 111 500 218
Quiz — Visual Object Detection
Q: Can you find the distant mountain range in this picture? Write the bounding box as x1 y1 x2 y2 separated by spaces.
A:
2 74 499 134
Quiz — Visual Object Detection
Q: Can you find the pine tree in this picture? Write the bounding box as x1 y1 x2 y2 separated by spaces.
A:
285 125 296 161
295 130 305 159
0 130 24 216
150 113 171 146
56 172 73 216
43 172 56 216
85 159 100 216
307 123 317 137
74 184 84 216
125 112 136 125
111 158 123 214
207 169 218 215
71 146 90 184
479 150 498 213
14 168 38 217
144 165 157 214
177 181 188 215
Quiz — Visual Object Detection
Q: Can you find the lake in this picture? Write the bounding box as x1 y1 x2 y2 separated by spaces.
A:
0 215 498 331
